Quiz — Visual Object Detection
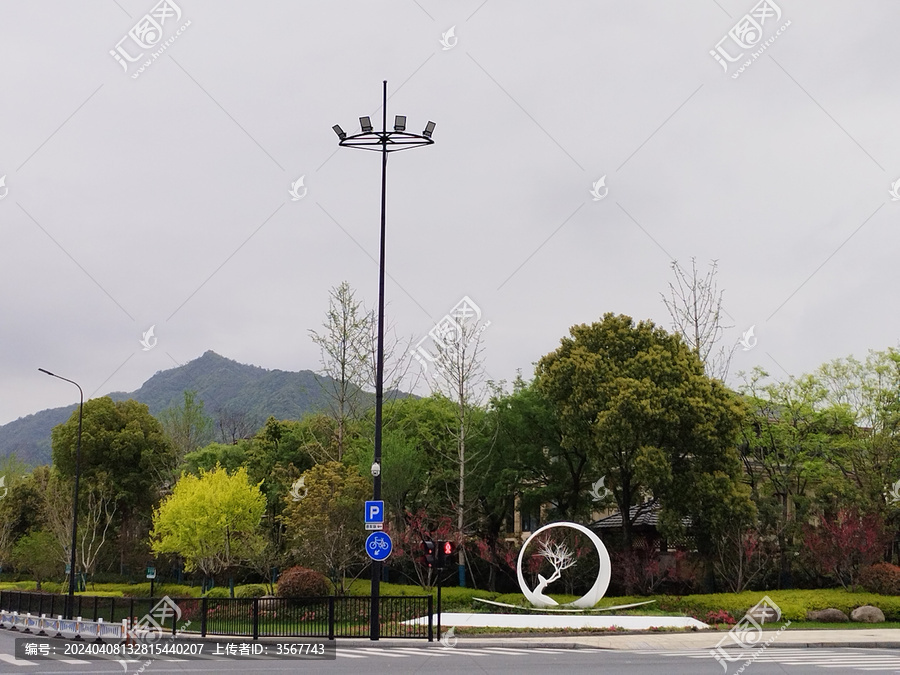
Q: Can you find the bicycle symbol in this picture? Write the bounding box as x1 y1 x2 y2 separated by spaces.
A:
368 538 389 551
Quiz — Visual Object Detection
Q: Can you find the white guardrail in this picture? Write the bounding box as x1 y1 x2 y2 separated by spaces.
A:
0 610 128 641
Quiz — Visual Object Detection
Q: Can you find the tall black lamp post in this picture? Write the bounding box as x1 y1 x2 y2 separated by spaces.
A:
38 368 83 620
333 81 435 641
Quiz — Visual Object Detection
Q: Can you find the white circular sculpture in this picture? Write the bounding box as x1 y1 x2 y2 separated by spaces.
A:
516 522 611 609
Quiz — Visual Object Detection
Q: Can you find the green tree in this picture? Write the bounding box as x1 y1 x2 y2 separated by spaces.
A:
816 349 900 517
51 397 175 517
150 466 266 580
739 368 837 586
0 456 35 562
158 390 214 463
52 397 175 573
281 461 369 594
373 395 465 521
536 313 748 551
12 531 62 589
181 441 250 476
489 375 592 521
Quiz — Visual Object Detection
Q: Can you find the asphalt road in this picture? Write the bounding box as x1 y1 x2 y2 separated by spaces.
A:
0 632 898 674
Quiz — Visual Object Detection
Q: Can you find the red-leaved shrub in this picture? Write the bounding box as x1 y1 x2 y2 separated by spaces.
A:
704 609 736 626
276 566 329 597
859 562 900 595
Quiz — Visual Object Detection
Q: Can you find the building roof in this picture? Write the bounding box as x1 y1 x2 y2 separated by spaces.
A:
590 499 690 529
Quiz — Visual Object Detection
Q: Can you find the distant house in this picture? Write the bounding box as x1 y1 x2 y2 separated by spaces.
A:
590 499 691 553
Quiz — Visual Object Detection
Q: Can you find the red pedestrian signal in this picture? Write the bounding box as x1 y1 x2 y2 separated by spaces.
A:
437 541 455 568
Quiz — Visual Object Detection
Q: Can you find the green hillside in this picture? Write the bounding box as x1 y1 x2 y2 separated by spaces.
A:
0 351 373 466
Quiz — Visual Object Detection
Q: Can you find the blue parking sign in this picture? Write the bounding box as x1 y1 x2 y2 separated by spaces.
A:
365 501 384 524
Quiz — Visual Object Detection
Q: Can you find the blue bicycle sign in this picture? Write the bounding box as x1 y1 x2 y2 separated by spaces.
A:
365 531 393 561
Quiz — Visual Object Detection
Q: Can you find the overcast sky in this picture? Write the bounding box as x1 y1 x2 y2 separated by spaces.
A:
2 1 898 425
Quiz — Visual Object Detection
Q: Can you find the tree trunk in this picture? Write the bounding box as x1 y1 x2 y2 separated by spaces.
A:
458 420 466 586
621 473 633 550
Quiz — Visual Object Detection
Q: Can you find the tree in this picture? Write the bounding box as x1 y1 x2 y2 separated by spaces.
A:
488 375 591 521
35 468 96 574
77 478 118 580
662 258 734 381
214 407 256 445
739 368 839 585
51 397 175 518
52 397 175 574
150 466 266 581
309 282 375 461
11 531 62 590
281 461 369 594
816 350 900 519
0 456 33 563
182 442 250 476
428 297 494 585
158 390 214 463
802 508 889 590
536 313 747 551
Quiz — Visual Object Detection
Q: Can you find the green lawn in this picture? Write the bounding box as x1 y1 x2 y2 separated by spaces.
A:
5 580 899 627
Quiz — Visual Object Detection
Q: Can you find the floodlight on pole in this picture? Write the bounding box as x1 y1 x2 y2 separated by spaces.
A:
333 80 435 641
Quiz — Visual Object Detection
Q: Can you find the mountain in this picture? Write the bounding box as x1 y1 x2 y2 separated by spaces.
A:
0 351 373 466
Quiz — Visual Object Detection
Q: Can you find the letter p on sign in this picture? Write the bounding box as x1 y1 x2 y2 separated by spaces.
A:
365 500 384 524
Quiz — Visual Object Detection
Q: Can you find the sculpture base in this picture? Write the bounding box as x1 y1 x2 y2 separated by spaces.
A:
407 612 709 631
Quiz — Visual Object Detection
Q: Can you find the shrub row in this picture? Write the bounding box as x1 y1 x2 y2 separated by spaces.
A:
487 589 900 622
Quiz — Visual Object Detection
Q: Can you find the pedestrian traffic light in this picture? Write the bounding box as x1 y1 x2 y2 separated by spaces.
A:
422 540 436 568
437 541 455 569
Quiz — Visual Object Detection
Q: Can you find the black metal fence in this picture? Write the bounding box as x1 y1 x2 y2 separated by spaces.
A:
0 591 433 640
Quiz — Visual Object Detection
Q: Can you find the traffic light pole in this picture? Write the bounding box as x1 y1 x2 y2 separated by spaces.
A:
437 573 442 641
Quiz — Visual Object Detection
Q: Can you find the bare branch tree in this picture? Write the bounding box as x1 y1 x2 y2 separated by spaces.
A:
311 282 418 461
427 298 495 583
662 257 735 380
214 407 256 445
78 482 118 581
39 472 75 569
534 540 576 597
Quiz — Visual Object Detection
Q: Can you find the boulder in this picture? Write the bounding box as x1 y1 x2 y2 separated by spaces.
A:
850 605 885 623
806 608 849 622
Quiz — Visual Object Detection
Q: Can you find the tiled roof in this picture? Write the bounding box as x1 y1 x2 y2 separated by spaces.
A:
590 499 690 529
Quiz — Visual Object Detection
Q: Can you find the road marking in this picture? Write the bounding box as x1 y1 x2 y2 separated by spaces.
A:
634 648 900 672
483 648 530 655
357 648 411 658
0 653 37 666
526 648 574 654
430 648 494 656
389 648 451 656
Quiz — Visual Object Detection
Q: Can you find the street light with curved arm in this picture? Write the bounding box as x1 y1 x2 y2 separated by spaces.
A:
38 368 83 621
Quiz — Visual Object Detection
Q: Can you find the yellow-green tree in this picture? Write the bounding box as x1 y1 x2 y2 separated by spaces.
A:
150 466 266 580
